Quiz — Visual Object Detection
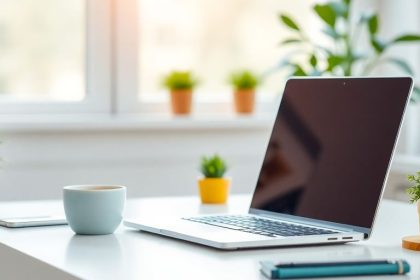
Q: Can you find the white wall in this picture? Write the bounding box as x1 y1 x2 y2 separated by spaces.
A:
0 118 273 201
0 116 411 203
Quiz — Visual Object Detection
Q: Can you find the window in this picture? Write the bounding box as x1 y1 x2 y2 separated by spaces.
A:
0 0 111 114
0 0 419 118
0 0 85 101
0 0 321 115
137 0 323 106
137 0 316 103
116 0 318 113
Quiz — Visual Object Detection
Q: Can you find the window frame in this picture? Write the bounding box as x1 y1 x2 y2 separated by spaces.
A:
0 0 112 114
0 0 419 120
114 0 281 116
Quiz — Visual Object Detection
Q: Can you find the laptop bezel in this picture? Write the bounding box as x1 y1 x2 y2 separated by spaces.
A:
248 77 413 239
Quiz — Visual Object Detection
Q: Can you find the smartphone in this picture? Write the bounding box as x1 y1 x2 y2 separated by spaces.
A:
0 216 67 228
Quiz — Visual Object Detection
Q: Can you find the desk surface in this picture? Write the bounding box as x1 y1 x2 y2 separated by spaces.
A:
0 195 419 280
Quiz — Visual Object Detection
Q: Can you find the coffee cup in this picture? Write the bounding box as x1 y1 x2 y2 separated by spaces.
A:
63 185 126 235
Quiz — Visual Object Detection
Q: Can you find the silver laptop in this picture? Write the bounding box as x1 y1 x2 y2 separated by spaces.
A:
125 77 413 250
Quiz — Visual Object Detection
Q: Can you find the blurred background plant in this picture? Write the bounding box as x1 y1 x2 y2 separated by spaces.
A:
407 172 420 204
162 71 198 91
276 0 420 101
229 70 260 91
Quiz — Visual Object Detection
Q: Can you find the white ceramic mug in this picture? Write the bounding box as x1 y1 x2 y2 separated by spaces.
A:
63 185 126 235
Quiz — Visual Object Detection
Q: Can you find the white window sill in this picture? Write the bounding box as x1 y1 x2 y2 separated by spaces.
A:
0 113 275 132
391 154 420 174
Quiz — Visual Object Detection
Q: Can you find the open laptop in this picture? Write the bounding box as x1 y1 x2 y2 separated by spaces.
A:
125 77 413 250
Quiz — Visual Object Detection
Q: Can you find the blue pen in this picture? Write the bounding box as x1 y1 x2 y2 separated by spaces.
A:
260 259 410 279
276 259 390 268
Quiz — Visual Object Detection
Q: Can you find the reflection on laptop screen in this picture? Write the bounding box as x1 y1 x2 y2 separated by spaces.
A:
250 78 412 229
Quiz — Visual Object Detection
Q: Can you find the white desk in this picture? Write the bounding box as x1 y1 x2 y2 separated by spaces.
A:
0 195 419 280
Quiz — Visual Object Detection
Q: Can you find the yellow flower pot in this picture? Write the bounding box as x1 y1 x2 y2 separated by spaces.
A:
198 178 230 204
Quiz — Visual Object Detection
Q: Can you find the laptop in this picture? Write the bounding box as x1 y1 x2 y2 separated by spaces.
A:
125 77 413 250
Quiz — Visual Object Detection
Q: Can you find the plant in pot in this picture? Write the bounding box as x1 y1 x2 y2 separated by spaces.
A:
198 154 230 204
162 71 198 115
403 172 420 251
276 0 420 100
229 70 260 114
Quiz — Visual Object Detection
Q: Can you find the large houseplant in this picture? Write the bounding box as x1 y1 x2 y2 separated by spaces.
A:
277 0 420 100
162 71 198 115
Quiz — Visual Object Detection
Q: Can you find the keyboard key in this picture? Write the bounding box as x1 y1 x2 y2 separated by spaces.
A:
183 215 338 237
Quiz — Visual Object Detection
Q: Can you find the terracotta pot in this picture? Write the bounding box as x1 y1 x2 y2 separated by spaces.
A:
198 177 230 204
170 89 193 115
233 89 255 114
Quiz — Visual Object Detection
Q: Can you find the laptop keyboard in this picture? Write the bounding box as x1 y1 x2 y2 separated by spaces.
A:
183 215 338 237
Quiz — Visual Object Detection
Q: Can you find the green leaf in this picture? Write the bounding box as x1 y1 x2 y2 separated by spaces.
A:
279 38 302 45
314 4 337 27
327 55 345 71
322 26 341 39
385 58 414 75
162 71 198 90
309 54 317 67
406 172 420 203
392 34 420 43
279 14 300 31
368 14 378 35
370 37 388 54
229 70 260 90
292 65 307 76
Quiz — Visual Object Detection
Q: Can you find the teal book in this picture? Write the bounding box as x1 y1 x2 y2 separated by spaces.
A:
260 260 410 279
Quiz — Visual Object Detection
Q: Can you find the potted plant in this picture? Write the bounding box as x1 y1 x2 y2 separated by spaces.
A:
403 172 420 250
198 154 230 204
276 0 420 98
276 0 420 154
162 71 198 115
229 70 260 114
407 172 420 227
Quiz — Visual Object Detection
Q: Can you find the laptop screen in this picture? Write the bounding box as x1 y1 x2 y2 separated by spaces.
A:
250 77 412 230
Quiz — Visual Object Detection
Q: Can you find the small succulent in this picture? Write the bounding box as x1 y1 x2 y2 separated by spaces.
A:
162 71 198 91
406 171 420 204
229 70 260 91
200 154 228 178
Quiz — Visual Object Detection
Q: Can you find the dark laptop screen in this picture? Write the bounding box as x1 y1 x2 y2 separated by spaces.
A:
250 78 412 229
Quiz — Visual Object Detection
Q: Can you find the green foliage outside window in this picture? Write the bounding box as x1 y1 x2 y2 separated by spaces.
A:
277 0 420 101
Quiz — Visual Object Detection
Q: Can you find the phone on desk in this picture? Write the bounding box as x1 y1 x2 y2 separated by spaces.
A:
0 216 67 228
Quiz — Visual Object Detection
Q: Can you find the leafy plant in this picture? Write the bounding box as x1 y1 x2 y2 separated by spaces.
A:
200 154 228 178
162 71 198 91
407 172 420 204
277 0 420 101
229 70 260 91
